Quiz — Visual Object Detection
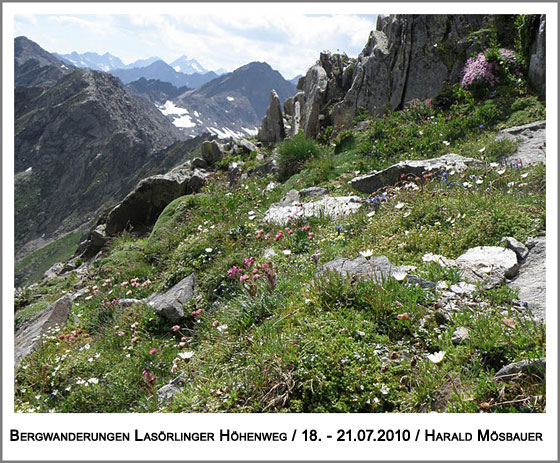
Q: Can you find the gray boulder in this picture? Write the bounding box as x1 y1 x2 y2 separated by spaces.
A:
238 139 258 153
494 358 545 381
15 295 72 367
451 327 470 345
299 186 328 198
250 158 278 176
76 223 109 258
105 165 207 235
321 255 433 288
456 246 519 288
322 256 398 282
264 195 362 226
508 235 546 321
200 140 223 166
157 374 185 404
501 236 529 261
43 262 64 281
148 274 196 322
528 15 546 95
351 154 479 194
191 157 207 169
258 90 286 144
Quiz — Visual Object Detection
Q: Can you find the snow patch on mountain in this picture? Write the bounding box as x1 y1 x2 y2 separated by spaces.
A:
173 114 196 128
157 100 188 116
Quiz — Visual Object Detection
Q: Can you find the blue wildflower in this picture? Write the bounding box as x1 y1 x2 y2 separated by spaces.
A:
479 124 484 129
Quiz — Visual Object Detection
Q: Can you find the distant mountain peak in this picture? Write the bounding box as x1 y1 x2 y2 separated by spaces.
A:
54 50 125 72
170 55 208 75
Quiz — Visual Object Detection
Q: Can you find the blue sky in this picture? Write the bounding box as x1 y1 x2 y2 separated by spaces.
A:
14 14 378 78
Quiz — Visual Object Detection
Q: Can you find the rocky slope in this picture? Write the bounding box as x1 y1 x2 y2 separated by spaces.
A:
14 67 189 258
163 62 297 138
15 36 73 87
126 78 190 104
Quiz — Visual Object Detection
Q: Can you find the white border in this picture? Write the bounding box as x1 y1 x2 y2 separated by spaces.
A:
3 3 558 461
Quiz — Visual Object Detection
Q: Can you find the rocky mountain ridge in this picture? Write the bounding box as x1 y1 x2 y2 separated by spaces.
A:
15 36 73 87
14 59 194 258
162 62 297 138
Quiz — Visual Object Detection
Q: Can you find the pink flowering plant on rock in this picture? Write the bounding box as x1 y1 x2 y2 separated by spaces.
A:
461 48 522 99
460 53 499 98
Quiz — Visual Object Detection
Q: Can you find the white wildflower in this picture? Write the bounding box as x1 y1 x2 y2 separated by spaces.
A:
427 351 446 363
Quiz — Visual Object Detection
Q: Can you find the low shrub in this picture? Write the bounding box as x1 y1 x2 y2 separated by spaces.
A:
277 131 322 180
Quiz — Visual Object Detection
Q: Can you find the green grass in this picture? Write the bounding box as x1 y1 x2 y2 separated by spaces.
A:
14 84 546 414
15 231 82 287
277 131 323 180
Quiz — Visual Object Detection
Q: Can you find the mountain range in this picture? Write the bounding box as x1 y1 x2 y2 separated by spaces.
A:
14 36 297 258
163 62 297 138
110 60 218 88
55 51 216 75
14 37 200 259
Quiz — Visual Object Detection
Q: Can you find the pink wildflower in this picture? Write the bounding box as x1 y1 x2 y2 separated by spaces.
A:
240 274 250 282
171 325 181 332
149 348 158 355
227 266 241 277
243 257 255 268
212 320 220 327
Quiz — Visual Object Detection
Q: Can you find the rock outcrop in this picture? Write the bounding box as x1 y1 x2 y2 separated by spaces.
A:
351 154 480 194
456 246 519 288
15 295 72 367
105 164 208 236
200 140 224 166
321 255 433 289
269 15 484 138
157 374 186 404
498 120 546 166
494 358 545 381
264 189 362 225
147 274 197 322
507 235 546 321
331 15 486 131
258 90 286 144
528 15 546 95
